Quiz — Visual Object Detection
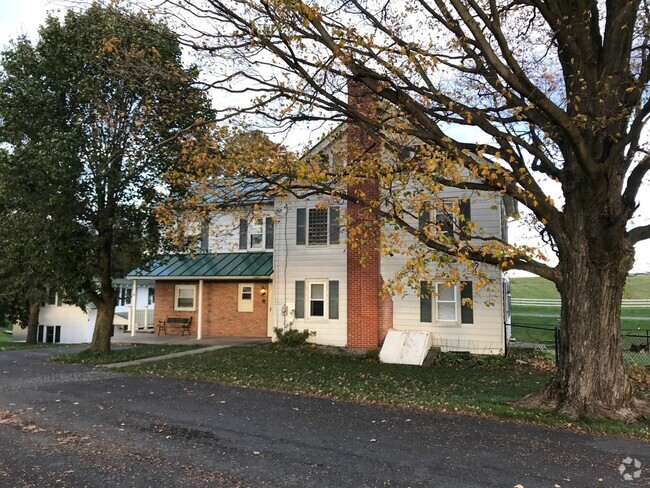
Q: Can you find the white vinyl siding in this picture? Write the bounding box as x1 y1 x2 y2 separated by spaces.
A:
273 197 347 346
383 189 506 354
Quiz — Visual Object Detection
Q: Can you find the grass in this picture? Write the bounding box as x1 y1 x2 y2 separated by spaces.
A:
53 344 207 365
122 343 650 438
510 274 650 300
0 329 66 351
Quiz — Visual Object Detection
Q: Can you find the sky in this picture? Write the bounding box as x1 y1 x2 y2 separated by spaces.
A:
1 0 649 275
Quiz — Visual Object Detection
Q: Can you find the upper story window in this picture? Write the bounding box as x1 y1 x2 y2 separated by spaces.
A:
239 217 274 251
42 288 62 307
418 198 471 241
296 207 340 246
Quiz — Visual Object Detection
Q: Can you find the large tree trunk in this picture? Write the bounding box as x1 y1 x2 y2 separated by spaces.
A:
25 301 39 344
89 232 116 353
520 196 647 420
90 297 116 353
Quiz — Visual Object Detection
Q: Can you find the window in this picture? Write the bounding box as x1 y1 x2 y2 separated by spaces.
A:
418 198 471 240
37 325 61 343
43 288 62 307
238 283 254 312
118 286 132 307
296 207 340 246
436 283 457 322
294 280 339 320
249 219 264 249
239 217 274 251
308 209 328 245
174 285 196 311
148 287 155 306
420 281 474 325
309 282 326 317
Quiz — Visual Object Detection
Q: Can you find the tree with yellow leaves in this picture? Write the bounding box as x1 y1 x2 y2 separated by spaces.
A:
155 0 650 421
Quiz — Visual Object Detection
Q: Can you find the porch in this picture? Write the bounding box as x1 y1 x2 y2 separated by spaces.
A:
110 327 270 346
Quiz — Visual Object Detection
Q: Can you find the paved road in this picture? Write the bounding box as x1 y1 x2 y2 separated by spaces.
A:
0 347 648 488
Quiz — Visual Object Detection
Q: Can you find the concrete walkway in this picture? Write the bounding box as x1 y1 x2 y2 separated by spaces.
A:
107 330 271 368
102 341 267 369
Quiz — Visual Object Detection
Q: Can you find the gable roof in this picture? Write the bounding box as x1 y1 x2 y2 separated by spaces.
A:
128 252 273 280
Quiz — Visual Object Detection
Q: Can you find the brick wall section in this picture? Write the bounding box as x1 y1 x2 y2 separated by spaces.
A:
154 280 270 337
346 80 382 349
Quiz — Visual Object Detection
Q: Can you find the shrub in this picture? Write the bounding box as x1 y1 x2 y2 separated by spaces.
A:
274 327 315 347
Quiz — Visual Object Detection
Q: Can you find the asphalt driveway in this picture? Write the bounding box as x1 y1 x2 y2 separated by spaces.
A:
0 346 648 487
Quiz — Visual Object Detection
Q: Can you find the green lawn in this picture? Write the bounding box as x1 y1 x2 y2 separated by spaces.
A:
0 329 65 351
510 274 650 299
121 344 650 438
53 344 207 365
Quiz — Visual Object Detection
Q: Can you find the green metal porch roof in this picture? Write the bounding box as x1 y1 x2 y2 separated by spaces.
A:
128 252 273 279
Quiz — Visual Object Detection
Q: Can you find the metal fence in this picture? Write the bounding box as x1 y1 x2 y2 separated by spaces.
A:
507 323 650 368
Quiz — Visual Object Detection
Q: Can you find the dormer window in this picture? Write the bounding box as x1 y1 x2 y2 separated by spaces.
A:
239 217 274 251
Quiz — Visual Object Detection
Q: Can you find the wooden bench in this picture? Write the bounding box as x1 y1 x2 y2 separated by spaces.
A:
157 316 192 336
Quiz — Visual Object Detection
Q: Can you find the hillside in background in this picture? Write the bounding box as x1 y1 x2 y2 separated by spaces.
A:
510 274 650 299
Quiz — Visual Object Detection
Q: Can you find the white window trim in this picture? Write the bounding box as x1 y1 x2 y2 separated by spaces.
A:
435 283 459 323
174 284 197 311
248 218 264 250
433 198 458 234
238 283 254 312
306 279 328 321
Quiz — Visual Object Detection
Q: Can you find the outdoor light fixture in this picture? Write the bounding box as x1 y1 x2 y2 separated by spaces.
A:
260 286 267 303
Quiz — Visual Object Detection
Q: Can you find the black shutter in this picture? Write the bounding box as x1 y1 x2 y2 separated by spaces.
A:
265 218 274 249
329 207 340 244
461 281 474 324
200 219 210 250
37 325 44 343
296 208 306 245
459 199 472 236
239 219 248 250
329 280 339 319
418 210 430 235
420 281 432 323
55 326 61 343
295 281 305 319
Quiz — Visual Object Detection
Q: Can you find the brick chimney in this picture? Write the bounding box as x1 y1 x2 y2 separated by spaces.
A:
346 80 386 349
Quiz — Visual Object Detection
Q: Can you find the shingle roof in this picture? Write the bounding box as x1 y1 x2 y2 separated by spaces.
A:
128 252 273 279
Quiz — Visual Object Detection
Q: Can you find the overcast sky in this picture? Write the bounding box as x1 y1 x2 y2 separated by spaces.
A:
0 0 648 274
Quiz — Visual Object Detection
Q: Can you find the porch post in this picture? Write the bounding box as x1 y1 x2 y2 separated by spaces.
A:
130 278 138 337
197 279 204 340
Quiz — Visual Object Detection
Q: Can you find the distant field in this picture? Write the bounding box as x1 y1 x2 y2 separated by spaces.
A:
510 275 650 339
510 275 650 299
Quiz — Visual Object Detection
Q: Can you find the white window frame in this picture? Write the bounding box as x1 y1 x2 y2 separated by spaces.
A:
238 283 254 312
435 283 458 323
248 218 264 250
433 198 458 236
174 284 196 311
306 280 328 320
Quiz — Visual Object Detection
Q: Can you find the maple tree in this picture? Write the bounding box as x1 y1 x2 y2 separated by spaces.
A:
154 0 650 420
